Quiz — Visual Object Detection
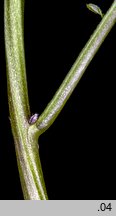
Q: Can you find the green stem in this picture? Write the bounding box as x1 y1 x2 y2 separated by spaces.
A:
32 1 116 136
5 0 48 200
4 0 116 200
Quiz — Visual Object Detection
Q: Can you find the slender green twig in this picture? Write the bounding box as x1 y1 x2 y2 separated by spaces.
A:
30 1 116 137
5 0 48 200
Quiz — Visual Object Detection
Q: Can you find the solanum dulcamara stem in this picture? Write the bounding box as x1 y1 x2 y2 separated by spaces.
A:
5 0 48 200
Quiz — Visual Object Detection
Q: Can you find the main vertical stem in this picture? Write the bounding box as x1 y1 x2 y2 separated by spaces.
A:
5 0 48 199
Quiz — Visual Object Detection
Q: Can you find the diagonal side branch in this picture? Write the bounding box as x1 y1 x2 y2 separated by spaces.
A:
30 1 116 137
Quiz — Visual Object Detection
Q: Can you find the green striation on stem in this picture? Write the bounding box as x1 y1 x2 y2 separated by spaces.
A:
5 0 48 200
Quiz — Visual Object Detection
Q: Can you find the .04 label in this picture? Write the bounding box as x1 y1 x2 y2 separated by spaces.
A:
98 202 112 212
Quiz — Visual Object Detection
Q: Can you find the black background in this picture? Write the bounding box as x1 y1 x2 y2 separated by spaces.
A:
0 0 115 200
